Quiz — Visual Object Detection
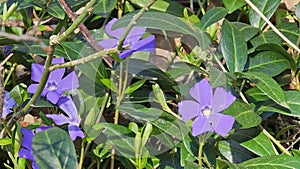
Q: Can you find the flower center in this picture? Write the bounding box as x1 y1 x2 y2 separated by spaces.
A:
47 81 57 91
201 106 212 118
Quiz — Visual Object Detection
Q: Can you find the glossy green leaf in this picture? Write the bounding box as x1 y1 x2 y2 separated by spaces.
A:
249 0 281 29
229 128 276 157
117 104 188 140
242 72 288 108
245 87 269 102
209 66 227 88
125 79 147 94
296 2 300 19
223 101 261 129
114 12 211 50
248 51 290 77
0 138 12 145
277 23 299 44
100 78 118 93
10 83 27 106
32 128 78 169
285 91 300 117
219 140 256 163
47 2 65 19
224 0 247 13
94 123 136 157
199 7 227 30
255 43 296 71
93 0 117 16
160 152 183 169
250 31 281 49
240 155 299 168
129 0 185 17
221 20 247 72
232 22 259 41
184 161 202 169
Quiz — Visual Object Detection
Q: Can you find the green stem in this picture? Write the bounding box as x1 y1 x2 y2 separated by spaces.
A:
50 48 118 71
78 140 85 169
6 0 96 128
198 140 205 166
117 0 157 51
3 63 17 87
260 125 291 155
58 0 97 42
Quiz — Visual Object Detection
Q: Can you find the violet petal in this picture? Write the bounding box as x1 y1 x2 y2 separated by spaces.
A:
213 114 235 137
48 68 65 82
212 87 236 113
191 116 214 136
68 125 84 140
178 100 200 122
125 27 146 43
18 148 34 161
189 79 212 107
58 71 79 91
21 128 34 150
105 18 125 39
31 64 44 82
52 58 64 64
57 97 78 118
46 90 62 104
98 38 119 49
46 114 71 125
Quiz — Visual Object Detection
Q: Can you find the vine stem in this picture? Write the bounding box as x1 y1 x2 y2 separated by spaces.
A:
6 0 96 128
198 140 205 166
260 125 291 155
244 0 300 53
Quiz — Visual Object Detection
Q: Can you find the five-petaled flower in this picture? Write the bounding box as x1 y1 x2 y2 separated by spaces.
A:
2 91 16 118
28 58 79 104
18 126 52 169
46 96 84 140
178 79 236 137
98 18 155 59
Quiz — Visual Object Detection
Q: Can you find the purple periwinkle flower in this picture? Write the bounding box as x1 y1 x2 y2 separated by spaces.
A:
5 45 11 55
46 96 84 140
178 79 236 137
2 91 16 118
98 18 155 59
28 58 79 104
18 126 52 169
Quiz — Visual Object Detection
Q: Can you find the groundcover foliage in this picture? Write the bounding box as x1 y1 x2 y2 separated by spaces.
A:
1 0 300 168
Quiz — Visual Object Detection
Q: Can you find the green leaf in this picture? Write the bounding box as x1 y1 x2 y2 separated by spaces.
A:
94 123 136 157
248 51 290 77
209 66 227 88
160 152 183 169
129 0 185 17
255 43 296 71
223 101 261 128
184 161 202 169
240 155 299 168
277 23 299 44
224 0 247 13
242 72 288 108
285 91 300 117
100 78 118 93
245 87 269 102
250 31 281 49
229 128 276 157
32 128 78 169
221 20 247 72
117 104 188 140
219 140 256 163
0 138 12 145
199 7 227 31
114 12 211 50
125 79 147 94
232 22 259 41
296 3 300 19
93 0 117 16
249 0 281 29
47 2 65 19
10 83 27 106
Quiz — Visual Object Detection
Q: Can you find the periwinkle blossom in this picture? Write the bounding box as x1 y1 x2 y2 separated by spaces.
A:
18 126 52 169
178 79 236 137
28 58 79 104
2 91 16 118
46 96 84 140
98 18 155 59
